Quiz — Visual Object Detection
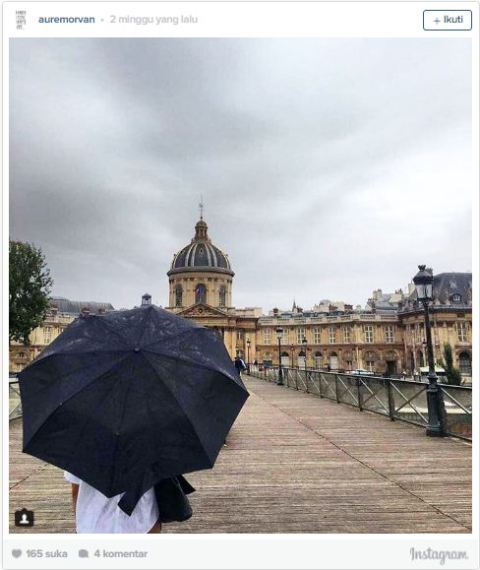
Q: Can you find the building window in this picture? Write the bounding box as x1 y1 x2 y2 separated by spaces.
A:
457 322 469 343
175 284 183 307
452 294 462 303
281 351 290 366
458 352 471 375
298 350 306 367
237 330 244 341
219 285 226 307
282 329 289 342
329 326 336 344
365 351 376 372
313 328 321 344
314 351 322 368
263 329 271 344
384 325 395 343
343 326 351 343
296 328 305 344
363 325 374 343
44 328 52 344
195 283 207 304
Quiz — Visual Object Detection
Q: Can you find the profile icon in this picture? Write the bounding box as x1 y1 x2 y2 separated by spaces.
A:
14 508 34 527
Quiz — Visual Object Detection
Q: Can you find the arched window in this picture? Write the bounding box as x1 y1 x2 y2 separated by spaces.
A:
219 285 226 307
281 351 289 366
329 352 339 370
459 352 472 375
298 350 306 368
175 284 183 307
195 283 206 304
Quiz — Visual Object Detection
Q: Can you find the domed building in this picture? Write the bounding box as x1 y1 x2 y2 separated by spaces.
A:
166 215 261 359
162 211 471 378
167 216 234 310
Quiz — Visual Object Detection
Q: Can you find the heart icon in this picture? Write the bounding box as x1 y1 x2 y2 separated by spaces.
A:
12 550 22 558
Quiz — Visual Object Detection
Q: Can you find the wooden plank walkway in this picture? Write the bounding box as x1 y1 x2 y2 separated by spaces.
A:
9 376 472 533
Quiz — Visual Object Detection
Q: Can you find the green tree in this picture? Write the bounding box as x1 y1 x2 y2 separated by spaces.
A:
440 343 462 386
9 240 53 345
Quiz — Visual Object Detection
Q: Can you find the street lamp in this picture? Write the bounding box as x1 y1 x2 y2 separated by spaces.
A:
302 336 308 387
276 327 284 385
246 338 251 373
413 265 445 437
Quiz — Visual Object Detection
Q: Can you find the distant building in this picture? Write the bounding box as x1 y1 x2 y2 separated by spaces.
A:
365 289 405 313
399 272 472 379
163 214 472 379
10 217 472 382
166 216 260 358
9 297 114 372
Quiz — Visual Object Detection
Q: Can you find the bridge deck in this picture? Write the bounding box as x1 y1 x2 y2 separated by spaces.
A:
10 376 472 533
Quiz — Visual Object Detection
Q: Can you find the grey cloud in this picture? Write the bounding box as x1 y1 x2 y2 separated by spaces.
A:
10 38 472 310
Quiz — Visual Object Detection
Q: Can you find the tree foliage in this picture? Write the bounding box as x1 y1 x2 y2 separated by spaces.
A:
9 240 53 345
440 343 462 386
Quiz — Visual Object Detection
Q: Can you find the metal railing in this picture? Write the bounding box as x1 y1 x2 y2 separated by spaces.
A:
248 366 472 441
9 375 22 421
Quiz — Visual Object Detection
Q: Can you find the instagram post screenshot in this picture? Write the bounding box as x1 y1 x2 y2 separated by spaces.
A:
2 1 479 569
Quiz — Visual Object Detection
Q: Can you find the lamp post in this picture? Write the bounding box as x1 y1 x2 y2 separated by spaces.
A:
246 338 251 373
276 327 284 385
290 344 294 369
413 265 445 437
302 336 308 388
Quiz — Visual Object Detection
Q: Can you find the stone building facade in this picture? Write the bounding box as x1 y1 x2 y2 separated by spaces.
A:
399 273 472 376
165 216 472 379
166 216 261 360
10 216 473 382
9 298 114 373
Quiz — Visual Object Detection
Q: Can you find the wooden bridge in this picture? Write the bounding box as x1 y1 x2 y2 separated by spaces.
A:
9 376 471 533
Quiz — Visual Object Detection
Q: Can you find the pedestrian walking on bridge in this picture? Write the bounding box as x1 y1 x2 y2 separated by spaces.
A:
234 355 247 379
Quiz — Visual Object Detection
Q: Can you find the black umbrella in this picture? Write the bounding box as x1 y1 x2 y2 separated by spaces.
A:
19 305 249 514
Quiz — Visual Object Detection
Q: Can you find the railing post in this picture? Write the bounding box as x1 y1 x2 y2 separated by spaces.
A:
319 373 324 398
426 382 447 437
357 377 363 411
305 369 309 393
335 374 340 403
387 380 395 421
294 367 298 390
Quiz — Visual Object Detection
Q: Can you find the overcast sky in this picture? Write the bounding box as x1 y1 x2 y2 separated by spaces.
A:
10 38 472 311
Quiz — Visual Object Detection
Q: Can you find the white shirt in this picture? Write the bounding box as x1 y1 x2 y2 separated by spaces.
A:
64 471 159 533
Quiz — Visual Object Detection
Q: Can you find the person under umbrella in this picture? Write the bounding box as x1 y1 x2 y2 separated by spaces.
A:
19 304 249 533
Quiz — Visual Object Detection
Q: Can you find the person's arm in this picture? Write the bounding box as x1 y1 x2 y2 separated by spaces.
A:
71 483 79 515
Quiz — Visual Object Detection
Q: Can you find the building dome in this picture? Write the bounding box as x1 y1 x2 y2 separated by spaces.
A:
168 218 234 276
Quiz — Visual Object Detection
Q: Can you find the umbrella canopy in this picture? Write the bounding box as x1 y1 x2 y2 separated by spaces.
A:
19 305 248 514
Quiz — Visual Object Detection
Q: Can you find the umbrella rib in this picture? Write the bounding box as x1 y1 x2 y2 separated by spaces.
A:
108 356 137 493
141 354 216 467
96 317 131 348
134 306 156 349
